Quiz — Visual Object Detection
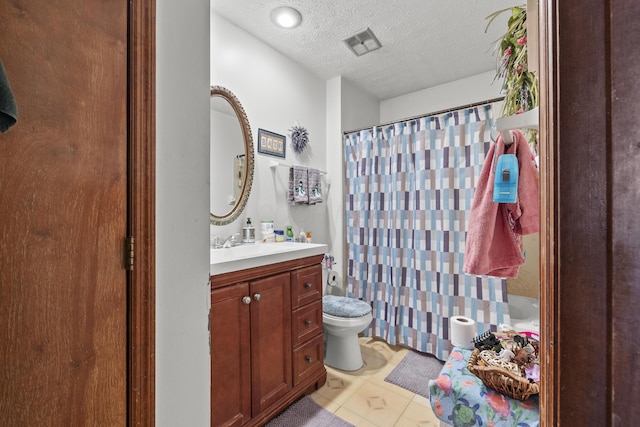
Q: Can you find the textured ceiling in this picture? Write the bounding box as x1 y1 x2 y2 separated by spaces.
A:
212 0 520 100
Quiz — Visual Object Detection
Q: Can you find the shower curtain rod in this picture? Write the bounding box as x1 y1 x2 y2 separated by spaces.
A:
342 96 505 135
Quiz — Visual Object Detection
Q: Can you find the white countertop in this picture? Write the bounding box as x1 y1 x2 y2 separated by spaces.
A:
210 242 328 275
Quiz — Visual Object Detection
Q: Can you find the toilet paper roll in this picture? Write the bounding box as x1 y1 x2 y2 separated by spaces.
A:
326 271 340 288
450 316 477 350
324 270 343 296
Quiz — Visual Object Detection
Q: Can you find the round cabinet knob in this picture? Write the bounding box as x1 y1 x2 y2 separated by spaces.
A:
242 296 251 305
253 293 262 301
305 320 312 326
304 282 313 289
305 356 313 363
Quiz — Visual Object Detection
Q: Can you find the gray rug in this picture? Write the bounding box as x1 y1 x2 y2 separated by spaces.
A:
266 395 354 427
384 350 445 398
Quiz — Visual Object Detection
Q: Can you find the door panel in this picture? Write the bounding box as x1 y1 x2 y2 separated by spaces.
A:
0 0 128 424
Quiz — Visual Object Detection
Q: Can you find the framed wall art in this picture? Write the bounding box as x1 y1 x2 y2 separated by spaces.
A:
257 128 286 158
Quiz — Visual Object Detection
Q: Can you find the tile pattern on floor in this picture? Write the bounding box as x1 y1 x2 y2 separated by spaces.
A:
310 337 447 427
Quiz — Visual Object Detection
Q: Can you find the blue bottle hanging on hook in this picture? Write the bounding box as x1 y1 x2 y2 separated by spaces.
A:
493 154 519 203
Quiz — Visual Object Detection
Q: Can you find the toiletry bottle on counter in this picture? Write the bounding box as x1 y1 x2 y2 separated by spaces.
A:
260 220 275 243
286 226 294 242
298 229 306 243
243 218 255 243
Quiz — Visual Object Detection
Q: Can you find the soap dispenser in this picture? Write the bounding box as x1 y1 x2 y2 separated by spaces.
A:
243 218 255 244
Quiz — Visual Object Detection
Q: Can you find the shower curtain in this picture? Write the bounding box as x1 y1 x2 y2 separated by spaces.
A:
344 104 509 360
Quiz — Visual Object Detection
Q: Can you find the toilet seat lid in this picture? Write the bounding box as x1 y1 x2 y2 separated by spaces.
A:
322 295 371 318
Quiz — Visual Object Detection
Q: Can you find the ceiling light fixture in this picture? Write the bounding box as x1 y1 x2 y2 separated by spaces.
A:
270 6 302 29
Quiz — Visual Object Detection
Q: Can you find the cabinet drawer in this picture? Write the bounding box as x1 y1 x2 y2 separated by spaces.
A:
291 264 322 309
292 300 323 347
292 334 324 387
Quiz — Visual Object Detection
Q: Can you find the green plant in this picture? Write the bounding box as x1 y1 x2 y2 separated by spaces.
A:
487 6 539 118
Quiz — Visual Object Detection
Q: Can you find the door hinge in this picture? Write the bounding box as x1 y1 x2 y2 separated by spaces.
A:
126 236 135 271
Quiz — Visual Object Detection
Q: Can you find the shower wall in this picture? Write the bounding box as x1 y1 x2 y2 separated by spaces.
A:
507 225 540 299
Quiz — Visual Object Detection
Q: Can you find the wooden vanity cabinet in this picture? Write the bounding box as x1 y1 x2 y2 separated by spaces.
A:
210 254 326 427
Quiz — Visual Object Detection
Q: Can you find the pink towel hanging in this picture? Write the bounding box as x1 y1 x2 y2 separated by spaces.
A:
463 129 539 278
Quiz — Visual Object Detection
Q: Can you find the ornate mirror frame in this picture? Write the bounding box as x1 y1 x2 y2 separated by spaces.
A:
209 85 254 226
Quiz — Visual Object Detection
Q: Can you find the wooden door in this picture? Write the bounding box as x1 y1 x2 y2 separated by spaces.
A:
211 283 252 427
250 273 292 416
539 0 640 424
0 0 130 424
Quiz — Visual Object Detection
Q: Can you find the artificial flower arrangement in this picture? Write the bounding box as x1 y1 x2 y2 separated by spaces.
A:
487 6 539 116
487 6 539 148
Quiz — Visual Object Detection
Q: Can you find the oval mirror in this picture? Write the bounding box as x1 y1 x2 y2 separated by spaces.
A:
210 85 254 225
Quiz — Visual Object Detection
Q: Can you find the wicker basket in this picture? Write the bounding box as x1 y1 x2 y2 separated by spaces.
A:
467 348 540 401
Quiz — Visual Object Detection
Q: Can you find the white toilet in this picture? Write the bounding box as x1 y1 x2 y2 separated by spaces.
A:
322 269 373 371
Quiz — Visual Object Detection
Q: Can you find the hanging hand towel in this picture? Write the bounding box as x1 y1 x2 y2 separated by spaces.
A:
288 166 308 204
463 129 539 278
0 60 18 133
307 168 323 205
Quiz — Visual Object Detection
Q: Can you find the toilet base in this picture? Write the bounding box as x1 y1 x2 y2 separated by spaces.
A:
324 332 364 371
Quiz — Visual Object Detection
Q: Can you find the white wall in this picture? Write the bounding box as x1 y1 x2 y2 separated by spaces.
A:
156 0 211 425
380 70 502 123
341 78 381 134
211 14 328 251
325 77 342 260
325 77 380 281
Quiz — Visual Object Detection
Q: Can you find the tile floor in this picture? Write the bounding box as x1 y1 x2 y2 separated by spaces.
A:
310 336 448 427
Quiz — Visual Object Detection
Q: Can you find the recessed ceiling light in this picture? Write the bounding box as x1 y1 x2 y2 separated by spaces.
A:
270 6 302 29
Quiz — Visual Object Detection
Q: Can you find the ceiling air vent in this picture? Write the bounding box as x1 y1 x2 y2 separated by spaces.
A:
343 27 382 57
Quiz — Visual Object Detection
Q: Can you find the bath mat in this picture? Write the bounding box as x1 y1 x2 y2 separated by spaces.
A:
266 395 354 427
384 350 445 398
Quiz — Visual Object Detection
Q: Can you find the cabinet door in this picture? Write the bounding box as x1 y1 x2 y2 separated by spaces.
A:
211 283 252 427
250 273 292 416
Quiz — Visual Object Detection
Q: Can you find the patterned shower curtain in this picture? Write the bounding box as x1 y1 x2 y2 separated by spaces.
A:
344 104 509 360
